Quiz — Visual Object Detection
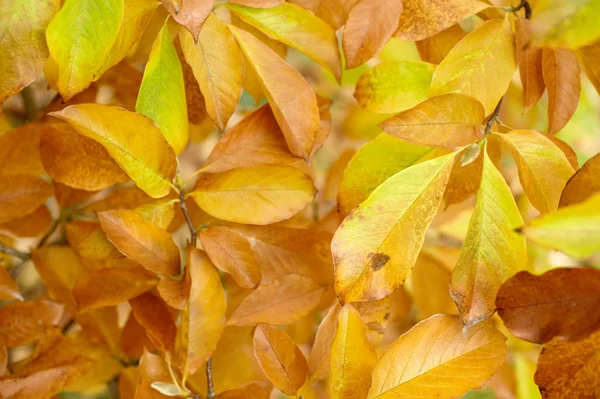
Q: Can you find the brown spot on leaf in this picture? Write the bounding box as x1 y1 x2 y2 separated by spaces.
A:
368 252 390 271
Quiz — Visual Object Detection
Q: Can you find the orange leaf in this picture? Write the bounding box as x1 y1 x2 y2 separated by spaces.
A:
0 204 53 238
157 265 191 311
415 24 466 65
542 48 580 134
342 0 402 68
515 19 545 111
0 266 22 301
308 303 342 381
253 324 308 395
130 292 177 354
0 298 63 348
560 153 600 207
0 175 53 224
496 267 600 344
214 380 273 399
0 124 45 177
98 209 180 276
161 0 213 42
228 275 324 326
135 349 173 399
121 312 154 360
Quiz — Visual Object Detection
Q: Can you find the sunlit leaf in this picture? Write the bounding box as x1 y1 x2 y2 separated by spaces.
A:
542 49 581 134
332 152 455 303
560 153 600 207
308 303 342 381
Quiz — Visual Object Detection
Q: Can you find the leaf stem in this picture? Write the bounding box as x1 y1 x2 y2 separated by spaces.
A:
178 183 197 247
206 358 215 399
0 244 30 261
484 97 503 136
503 0 531 19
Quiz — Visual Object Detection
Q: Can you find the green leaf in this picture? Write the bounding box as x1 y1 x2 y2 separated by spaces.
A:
46 0 124 101
354 61 436 114
137 19 188 155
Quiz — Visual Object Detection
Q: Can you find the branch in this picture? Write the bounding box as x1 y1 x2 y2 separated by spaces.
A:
0 243 30 261
179 188 197 247
206 359 215 399
484 98 503 136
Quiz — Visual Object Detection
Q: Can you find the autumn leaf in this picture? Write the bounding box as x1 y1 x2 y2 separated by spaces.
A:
46 0 124 100
50 104 177 198
394 0 487 41
228 274 323 326
329 304 376 399
130 292 177 355
412 246 458 318
0 298 63 347
450 147 526 326
355 61 436 114
214 380 273 399
180 13 244 132
157 265 191 311
161 0 212 42
229 25 319 159
137 19 188 154
560 153 600 207
542 49 581 134
190 166 315 225
332 152 455 303
576 41 600 95
430 18 516 114
368 314 506 398
0 0 59 101
496 267 600 344
0 267 22 301
0 175 54 224
515 19 545 112
342 0 403 69
253 324 308 395
519 193 600 258
380 94 486 148
415 24 466 65
308 303 342 381
0 124 45 177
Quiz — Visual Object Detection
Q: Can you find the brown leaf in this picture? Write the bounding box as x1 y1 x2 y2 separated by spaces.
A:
214 380 273 399
0 298 64 347
342 0 402 68
130 292 177 354
542 49 580 134
73 267 158 311
39 122 130 190
98 209 180 276
515 19 545 111
0 336 6 377
157 264 191 310
0 266 22 301
560 153 600 207
577 41 600 95
253 324 308 395
496 268 600 344
308 303 342 381
0 175 54 224
200 226 261 289
161 0 213 42
228 275 324 326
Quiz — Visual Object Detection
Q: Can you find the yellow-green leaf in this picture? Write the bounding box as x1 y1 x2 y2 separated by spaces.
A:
227 2 341 80
46 0 124 100
368 314 507 399
520 193 600 259
137 19 188 155
0 0 59 101
329 304 376 399
497 130 575 214
450 147 526 327
380 94 486 148
229 25 319 159
337 133 435 217
180 13 244 131
530 0 600 48
332 152 455 303
190 166 315 225
430 18 516 114
354 61 436 114
50 104 177 198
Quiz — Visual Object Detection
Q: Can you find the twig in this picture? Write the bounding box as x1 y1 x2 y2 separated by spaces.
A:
206 359 215 399
0 243 30 260
179 187 197 247
20 85 38 123
37 219 60 248
504 0 531 19
484 98 503 136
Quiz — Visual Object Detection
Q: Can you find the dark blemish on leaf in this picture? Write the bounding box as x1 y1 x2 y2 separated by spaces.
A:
368 252 389 271
384 311 390 320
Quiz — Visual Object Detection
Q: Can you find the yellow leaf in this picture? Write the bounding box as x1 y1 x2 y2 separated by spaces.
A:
253 324 308 395
227 2 341 80
0 0 59 101
162 0 212 42
394 0 487 41
430 18 516 114
542 49 581 134
46 0 124 100
180 13 243 131
415 24 466 65
450 147 526 326
355 61 436 114
332 152 455 303
214 380 273 399
498 130 575 213
412 246 458 318
73 267 158 311
329 304 376 399
228 274 323 326
576 41 600 95
520 193 600 259
560 153 600 207
308 303 342 381
200 104 301 174
337 133 435 217
190 166 315 225
380 94 486 148
229 0 284 7
135 349 173 399
178 247 226 377
229 25 319 159
0 267 22 301
199 226 261 289
289 0 357 31
50 104 177 198
342 0 403 68
137 19 188 154
39 122 130 191
0 175 54 224
98 209 180 276
530 0 600 48
368 314 507 398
